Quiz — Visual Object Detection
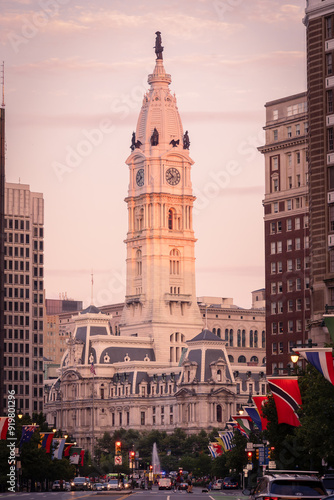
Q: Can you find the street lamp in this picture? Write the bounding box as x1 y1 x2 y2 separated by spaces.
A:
290 353 299 364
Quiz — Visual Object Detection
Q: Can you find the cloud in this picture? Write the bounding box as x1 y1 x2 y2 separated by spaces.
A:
248 1 304 24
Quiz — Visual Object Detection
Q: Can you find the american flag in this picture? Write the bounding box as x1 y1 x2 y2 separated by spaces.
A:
90 362 96 375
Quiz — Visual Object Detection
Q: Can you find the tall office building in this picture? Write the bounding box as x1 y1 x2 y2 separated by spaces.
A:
3 183 44 415
304 0 334 344
259 93 311 374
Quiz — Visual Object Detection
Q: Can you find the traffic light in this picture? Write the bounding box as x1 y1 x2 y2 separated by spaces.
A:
149 465 153 470
129 451 135 460
255 448 259 460
115 441 121 455
270 446 275 459
247 451 253 463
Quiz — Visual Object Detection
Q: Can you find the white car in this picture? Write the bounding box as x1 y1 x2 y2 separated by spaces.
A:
212 479 224 490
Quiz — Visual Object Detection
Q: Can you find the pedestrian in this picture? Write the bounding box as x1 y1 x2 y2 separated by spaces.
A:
187 473 193 493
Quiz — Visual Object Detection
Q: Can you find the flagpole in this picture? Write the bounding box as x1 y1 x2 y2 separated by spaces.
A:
92 365 95 462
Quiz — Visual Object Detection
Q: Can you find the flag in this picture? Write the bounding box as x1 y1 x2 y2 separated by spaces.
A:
52 438 66 460
267 377 302 427
252 395 269 431
208 445 217 458
79 449 85 466
19 425 38 447
244 406 262 431
0 417 8 440
209 441 223 457
64 443 74 457
69 446 82 464
295 348 334 386
218 431 234 451
90 362 96 375
40 432 54 453
232 415 253 436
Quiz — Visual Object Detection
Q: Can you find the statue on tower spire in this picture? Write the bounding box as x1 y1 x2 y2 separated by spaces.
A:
154 31 163 59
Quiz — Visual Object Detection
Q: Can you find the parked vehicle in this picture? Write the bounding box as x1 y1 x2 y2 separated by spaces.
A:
212 479 224 490
322 474 334 494
223 476 239 489
243 470 327 500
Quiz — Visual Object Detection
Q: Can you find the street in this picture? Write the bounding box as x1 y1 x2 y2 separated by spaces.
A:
0 488 244 500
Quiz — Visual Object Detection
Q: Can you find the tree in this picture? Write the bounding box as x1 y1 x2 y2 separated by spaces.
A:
297 364 334 469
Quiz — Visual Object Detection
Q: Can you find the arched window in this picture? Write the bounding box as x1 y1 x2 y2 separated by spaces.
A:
229 329 233 346
136 249 142 276
217 369 222 382
250 330 253 348
169 248 180 275
238 355 246 363
242 329 246 347
216 404 222 423
136 208 144 231
228 355 234 363
225 328 229 341
237 329 241 347
213 327 216 335
217 328 221 338
168 209 174 230
254 330 258 348
250 356 258 363
262 330 266 348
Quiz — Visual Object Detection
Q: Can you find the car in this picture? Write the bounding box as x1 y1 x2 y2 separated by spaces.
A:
223 476 239 489
243 470 327 500
105 479 120 490
158 477 172 490
70 477 89 491
180 482 188 490
92 483 103 491
52 480 66 491
65 483 71 492
212 479 224 490
322 474 334 494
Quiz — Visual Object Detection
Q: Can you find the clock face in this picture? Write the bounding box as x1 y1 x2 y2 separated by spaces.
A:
136 168 144 186
166 167 180 186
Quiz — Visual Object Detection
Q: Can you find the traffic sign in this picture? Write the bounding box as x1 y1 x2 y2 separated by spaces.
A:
268 461 276 469
114 456 122 465
247 443 254 449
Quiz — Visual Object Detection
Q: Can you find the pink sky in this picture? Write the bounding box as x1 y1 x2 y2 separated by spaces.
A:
1 0 307 308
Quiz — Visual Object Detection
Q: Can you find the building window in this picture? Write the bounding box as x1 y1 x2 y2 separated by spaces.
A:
296 298 302 311
295 238 301 250
271 222 276 234
272 157 278 170
273 110 278 120
288 320 293 333
272 343 277 355
327 53 333 76
141 412 145 426
277 241 282 253
136 249 142 276
287 239 293 251
271 262 276 274
296 152 301 164
271 302 277 314
287 126 292 138
288 176 292 189
271 283 277 294
288 300 293 312
274 203 278 213
170 249 180 275
288 154 292 166
278 261 282 273
296 124 300 136
287 199 292 211
273 130 278 141
273 178 279 192
328 90 333 114
217 404 222 422
278 281 283 293
326 16 332 38
287 219 292 231
271 242 276 254
287 260 293 272
328 128 334 151
279 321 283 333
272 323 277 335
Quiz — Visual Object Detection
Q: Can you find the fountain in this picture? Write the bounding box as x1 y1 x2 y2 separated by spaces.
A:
152 442 161 476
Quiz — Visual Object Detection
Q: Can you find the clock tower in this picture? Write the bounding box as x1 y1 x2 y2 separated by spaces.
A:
120 34 203 363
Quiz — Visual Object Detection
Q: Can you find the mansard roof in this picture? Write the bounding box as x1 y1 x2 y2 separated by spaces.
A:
189 328 224 343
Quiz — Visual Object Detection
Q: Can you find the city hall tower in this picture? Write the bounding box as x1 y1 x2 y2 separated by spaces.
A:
120 33 203 363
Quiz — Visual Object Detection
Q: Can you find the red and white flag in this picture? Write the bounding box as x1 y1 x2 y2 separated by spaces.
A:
90 362 96 375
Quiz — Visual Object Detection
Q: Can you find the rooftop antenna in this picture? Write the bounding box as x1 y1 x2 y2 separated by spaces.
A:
91 271 94 305
1 62 4 108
